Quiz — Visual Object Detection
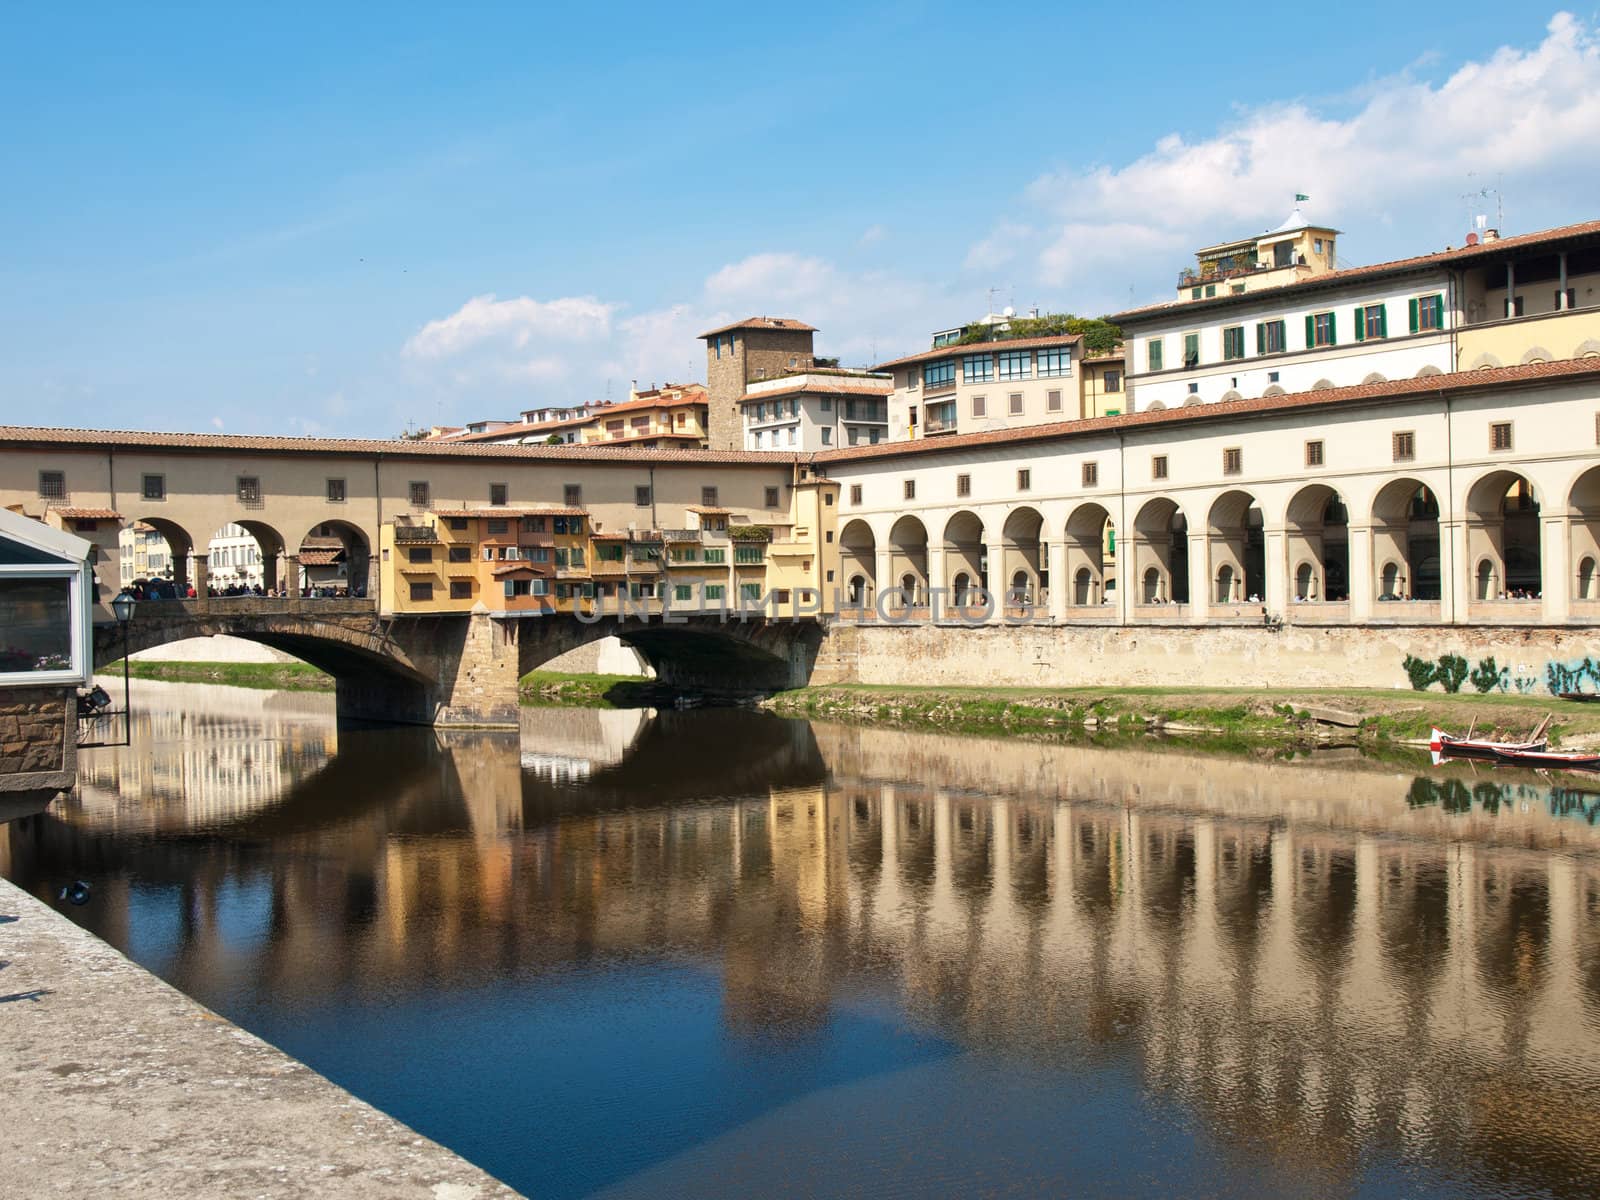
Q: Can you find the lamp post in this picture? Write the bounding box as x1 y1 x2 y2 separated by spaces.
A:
110 590 137 745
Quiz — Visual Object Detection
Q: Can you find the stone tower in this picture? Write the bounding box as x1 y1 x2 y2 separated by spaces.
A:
699 317 817 451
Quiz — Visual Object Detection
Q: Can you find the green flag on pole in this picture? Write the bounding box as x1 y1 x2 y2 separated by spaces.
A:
1295 193 1310 202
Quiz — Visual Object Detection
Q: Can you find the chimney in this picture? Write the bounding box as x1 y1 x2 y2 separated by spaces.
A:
1482 228 1500 243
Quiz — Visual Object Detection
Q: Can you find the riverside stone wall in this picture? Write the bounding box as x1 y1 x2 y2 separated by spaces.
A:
0 684 75 799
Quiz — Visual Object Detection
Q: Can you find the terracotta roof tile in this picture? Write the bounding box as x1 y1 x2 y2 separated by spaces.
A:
297 548 343 567
873 334 1082 372
431 507 587 518
698 316 817 338
739 378 893 403
1110 218 1600 323
51 507 122 520
0 426 797 466
815 358 1600 464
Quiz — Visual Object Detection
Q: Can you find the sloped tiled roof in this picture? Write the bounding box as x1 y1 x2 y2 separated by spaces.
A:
739 378 893 403
873 333 1082 372
815 358 1600 464
699 316 817 338
51 507 123 519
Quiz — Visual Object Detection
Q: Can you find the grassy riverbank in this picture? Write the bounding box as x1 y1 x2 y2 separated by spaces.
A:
518 670 674 708
763 683 1600 748
110 660 335 691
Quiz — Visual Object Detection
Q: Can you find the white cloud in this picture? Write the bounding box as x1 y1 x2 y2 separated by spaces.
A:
977 12 1600 307
858 224 887 247
402 294 616 359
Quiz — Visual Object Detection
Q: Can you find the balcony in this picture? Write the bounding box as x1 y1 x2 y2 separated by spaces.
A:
922 411 958 436
392 524 440 544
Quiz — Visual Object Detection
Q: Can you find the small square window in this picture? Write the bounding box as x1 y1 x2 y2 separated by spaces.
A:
237 475 261 505
1008 392 1023 416
635 485 652 507
972 395 986 417
850 484 863 505
448 517 468 531
1305 440 1324 467
326 478 346 503
1223 447 1243 475
956 473 971 497
1490 421 1513 452
450 581 472 600
486 518 509 535
409 481 430 508
903 479 916 501
1047 389 1062 413
765 486 780 507
701 486 719 507
142 474 166 501
409 581 434 602
1082 462 1099 487
824 493 834 506
38 470 65 500
489 482 508 506
1393 431 1415 462
564 484 582 507
1152 455 1168 480
1017 469 1031 491
448 545 471 562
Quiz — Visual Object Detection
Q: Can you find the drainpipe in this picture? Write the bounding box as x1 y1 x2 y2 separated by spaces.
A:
1115 428 1129 626
649 464 658 529
1442 387 1456 625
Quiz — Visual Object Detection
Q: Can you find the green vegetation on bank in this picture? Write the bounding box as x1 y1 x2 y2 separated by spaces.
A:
763 683 1600 749
110 659 334 691
517 670 674 709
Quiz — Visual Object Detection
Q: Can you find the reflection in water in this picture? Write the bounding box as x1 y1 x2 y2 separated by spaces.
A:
6 682 1600 1199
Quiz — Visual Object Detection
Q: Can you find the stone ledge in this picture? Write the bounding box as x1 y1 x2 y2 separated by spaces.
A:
0 876 523 1198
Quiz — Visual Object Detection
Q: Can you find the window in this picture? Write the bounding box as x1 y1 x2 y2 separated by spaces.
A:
564 484 582 507
850 484 862 505
486 518 509 535
530 547 550 563
741 583 762 601
903 479 916 501
1308 311 1336 347
705 584 726 600
1017 469 1031 491
489 483 508 506
1393 431 1415 462
765 486 780 507
1557 287 1576 310
821 427 832 445
997 350 1032 381
956 473 971 497
635 485 651 507
1047 389 1062 413
669 545 697 563
674 584 692 601
1147 339 1164 372
1183 333 1200 368
1490 421 1513 452
1356 304 1387 341
972 394 986 417
505 578 531 599
1222 326 1246 360
1038 347 1072 378
1305 440 1324 467
448 517 469 531
37 470 65 499
821 396 832 412
1008 392 1023 416
450 581 472 600
1410 294 1445 332
1152 455 1169 480
701 485 719 507
1204 284 1216 298
524 516 547 533
1082 462 1099 487
326 478 346 503
142 473 166 501
409 481 430 508
1256 320 1287 354
1505 295 1525 318
963 353 994 383
924 360 955 389
1222 447 1242 475
904 367 919 390
237 476 261 505
448 545 471 563
1104 370 1122 393
407 546 433 563
409 581 433 602
703 547 726 564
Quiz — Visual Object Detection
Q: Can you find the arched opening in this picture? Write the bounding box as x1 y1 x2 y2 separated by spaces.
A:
839 519 876 611
888 516 928 607
1000 506 1044 609
1132 498 1187 607
1064 502 1114 608
1207 490 1264 606
1285 485 1349 603
299 520 373 599
1568 467 1600 605
120 516 195 599
941 511 986 608
1371 479 1441 603
203 520 288 598
953 571 973 605
1465 470 1541 604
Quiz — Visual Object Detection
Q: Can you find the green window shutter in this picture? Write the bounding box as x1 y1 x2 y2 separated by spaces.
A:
1354 306 1365 342
1256 323 1265 355
1376 305 1388 338
1327 313 1337 346
1408 298 1419 332
1432 294 1444 327
1305 314 1315 348
503 581 514 598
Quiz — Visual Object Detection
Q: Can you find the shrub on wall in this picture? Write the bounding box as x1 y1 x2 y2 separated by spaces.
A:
1402 654 1437 691
1470 657 1507 694
1435 654 1469 694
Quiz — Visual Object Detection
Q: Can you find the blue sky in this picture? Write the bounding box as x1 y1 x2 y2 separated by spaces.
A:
3 3 1597 436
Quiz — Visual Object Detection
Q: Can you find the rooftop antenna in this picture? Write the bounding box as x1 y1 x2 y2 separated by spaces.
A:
987 286 1000 315
1463 172 1505 234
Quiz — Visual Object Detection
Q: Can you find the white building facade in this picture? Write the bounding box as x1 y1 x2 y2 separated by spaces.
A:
742 372 891 451
879 335 1083 443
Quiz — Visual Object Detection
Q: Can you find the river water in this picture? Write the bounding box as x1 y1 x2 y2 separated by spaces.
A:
5 678 1600 1199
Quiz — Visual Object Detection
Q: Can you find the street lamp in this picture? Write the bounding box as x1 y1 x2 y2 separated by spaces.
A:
111 590 137 745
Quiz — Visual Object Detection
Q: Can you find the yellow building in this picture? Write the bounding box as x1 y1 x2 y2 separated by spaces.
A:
578 384 709 448
1078 352 1126 418
1179 203 1340 300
